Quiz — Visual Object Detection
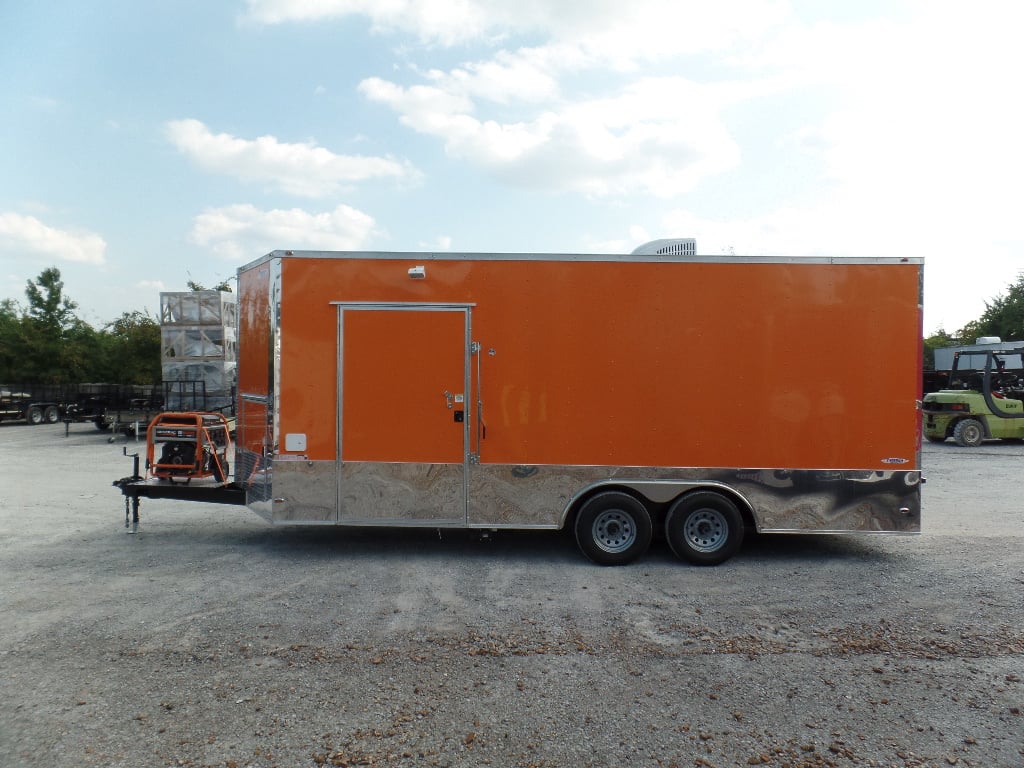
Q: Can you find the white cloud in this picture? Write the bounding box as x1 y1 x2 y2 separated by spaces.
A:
417 235 453 250
242 3 789 199
436 49 562 105
0 212 106 265
242 0 788 57
165 119 415 197
243 0 509 45
361 74 741 196
188 203 378 262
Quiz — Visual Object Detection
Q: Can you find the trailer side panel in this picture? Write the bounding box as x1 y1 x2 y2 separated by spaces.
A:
235 252 922 535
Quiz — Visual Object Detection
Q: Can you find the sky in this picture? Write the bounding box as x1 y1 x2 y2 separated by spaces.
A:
1 0 1021 335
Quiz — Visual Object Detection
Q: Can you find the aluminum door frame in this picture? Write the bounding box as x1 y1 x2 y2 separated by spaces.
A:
334 302 475 524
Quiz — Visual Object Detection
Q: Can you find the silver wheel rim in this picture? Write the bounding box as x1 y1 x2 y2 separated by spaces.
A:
592 509 637 554
684 508 728 553
963 424 981 444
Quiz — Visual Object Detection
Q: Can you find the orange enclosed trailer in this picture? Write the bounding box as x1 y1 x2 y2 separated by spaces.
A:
224 247 922 565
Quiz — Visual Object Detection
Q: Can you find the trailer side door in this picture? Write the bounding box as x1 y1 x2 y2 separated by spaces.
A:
336 303 472 524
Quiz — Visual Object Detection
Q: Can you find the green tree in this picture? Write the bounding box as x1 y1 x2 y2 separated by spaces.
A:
101 311 161 384
25 267 79 331
974 272 1024 340
60 317 102 382
2 267 165 386
21 268 79 383
186 278 232 292
924 273 1024 371
923 329 957 370
0 298 24 382
13 267 100 384
953 319 986 346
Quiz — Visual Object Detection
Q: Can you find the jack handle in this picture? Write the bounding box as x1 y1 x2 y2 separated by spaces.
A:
123 447 143 481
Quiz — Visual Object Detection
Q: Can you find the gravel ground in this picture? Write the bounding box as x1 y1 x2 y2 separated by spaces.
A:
1 422 1022 768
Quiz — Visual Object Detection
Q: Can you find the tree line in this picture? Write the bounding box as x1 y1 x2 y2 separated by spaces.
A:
0 267 162 386
923 272 1024 370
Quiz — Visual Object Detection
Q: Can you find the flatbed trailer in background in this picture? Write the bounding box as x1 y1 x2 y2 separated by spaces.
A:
0 387 62 425
116 248 923 565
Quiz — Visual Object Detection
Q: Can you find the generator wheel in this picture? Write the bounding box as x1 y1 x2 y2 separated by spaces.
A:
27 406 43 425
574 491 652 566
952 418 984 447
665 491 744 566
44 406 60 423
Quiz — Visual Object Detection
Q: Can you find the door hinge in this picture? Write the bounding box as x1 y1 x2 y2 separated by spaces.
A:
468 452 480 465
470 341 481 354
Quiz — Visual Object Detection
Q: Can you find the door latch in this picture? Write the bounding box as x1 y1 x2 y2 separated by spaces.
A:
442 390 464 409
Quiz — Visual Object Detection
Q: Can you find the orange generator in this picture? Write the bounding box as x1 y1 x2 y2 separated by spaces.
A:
147 412 231 483
223 246 923 565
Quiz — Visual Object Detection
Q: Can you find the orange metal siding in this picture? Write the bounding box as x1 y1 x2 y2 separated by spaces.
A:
270 256 920 471
236 262 272 456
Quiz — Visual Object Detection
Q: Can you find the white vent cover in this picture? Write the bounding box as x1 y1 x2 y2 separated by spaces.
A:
631 238 696 256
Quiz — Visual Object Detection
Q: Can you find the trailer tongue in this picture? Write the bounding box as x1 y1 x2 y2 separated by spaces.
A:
113 411 246 531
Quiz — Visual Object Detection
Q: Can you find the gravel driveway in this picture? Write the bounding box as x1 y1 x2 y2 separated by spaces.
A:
1 423 1022 767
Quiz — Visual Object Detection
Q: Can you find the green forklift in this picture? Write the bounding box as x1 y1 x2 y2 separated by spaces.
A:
923 343 1024 446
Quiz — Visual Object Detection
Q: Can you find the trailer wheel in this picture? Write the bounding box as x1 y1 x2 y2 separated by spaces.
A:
574 491 652 566
43 406 60 423
952 418 984 447
27 406 43 425
665 491 744 566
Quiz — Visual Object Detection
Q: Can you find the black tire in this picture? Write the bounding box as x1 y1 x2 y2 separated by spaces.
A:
665 491 744 566
952 418 984 447
27 406 43 425
573 491 652 566
94 416 110 431
43 406 59 423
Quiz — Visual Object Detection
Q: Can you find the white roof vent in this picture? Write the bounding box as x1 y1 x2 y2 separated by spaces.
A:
631 238 696 256
975 336 1002 344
